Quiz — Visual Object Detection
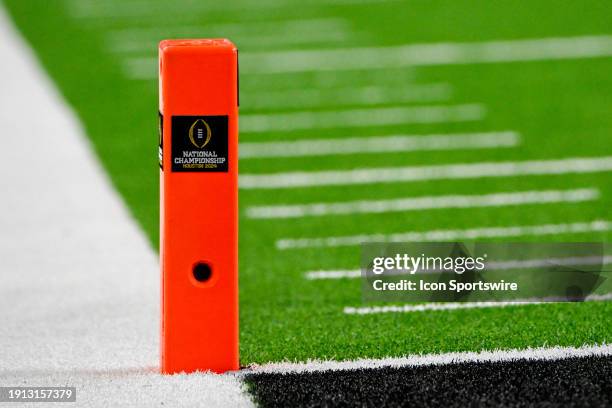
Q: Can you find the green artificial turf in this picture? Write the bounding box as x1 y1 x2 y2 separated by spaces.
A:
4 0 611 365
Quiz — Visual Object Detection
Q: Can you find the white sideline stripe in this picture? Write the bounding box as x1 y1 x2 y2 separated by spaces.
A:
247 188 597 219
242 83 452 110
276 220 612 250
240 343 612 374
0 7 253 407
241 35 612 74
305 255 612 280
240 103 485 133
240 156 612 189
108 18 351 54
240 130 514 159
343 293 612 315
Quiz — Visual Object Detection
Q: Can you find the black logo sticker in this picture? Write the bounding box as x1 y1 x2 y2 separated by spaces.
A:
171 115 228 172
158 112 163 169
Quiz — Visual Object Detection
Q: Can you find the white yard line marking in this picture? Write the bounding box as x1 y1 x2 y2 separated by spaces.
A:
306 255 612 280
128 57 419 83
107 18 351 54
242 83 452 110
109 18 346 38
0 6 253 407
124 57 161 79
276 220 612 250
126 35 612 78
487 255 612 271
240 104 485 133
241 35 612 74
118 31 350 54
247 188 596 219
240 130 516 159
240 343 612 374
69 0 400 19
343 293 612 315
240 131 520 159
240 156 612 189
228 30 350 49
307 270 363 279
241 68 417 92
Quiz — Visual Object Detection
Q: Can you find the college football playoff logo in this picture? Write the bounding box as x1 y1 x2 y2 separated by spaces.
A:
172 115 228 172
188 119 212 149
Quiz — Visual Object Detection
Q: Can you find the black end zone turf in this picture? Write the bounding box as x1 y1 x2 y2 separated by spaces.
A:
245 355 612 407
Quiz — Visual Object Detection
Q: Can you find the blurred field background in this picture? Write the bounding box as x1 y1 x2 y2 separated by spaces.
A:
3 0 611 364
